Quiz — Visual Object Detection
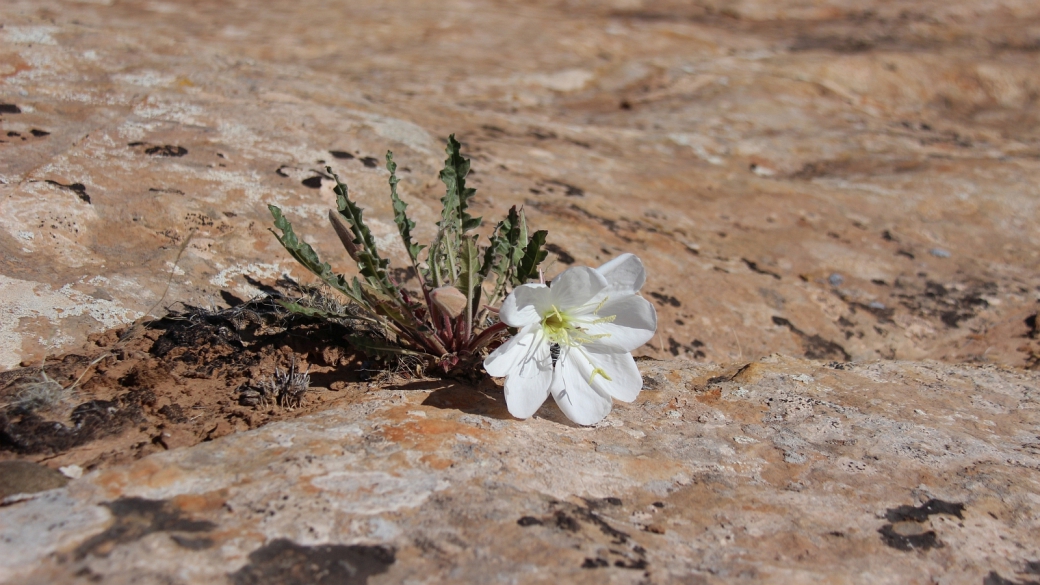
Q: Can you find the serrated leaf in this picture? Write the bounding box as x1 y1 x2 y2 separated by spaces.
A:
387 151 425 263
438 134 482 235
268 205 359 303
327 167 396 295
516 229 549 284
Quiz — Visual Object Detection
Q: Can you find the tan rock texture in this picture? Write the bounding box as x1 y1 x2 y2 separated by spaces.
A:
3 1 1040 583
2 357 1039 583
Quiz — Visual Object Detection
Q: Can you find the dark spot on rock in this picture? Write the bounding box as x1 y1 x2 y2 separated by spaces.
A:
529 129 557 140
619 100 632 110
668 337 682 356
878 523 940 551
0 460 69 499
897 249 915 259
877 499 965 552
45 180 90 204
743 258 781 279
30 129 50 137
886 499 965 522
301 176 324 189
230 538 395 585
145 145 188 157
615 558 648 569
983 572 1040 585
604 497 623 506
545 243 575 264
548 180 584 197
360 156 379 168
329 150 354 159
517 516 543 527
554 511 581 532
652 502 665 508
771 316 851 361
75 497 216 559
0 104 21 114
649 291 681 307
7 131 21 137
1025 314 1038 339
882 230 897 241
275 166 292 177
582 557 609 569
170 534 215 550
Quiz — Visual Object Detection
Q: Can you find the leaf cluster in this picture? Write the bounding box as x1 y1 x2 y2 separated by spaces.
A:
268 135 549 373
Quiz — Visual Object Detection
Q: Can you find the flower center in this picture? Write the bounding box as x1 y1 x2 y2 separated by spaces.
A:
541 306 575 344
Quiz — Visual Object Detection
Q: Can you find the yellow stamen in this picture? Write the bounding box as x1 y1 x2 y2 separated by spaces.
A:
589 368 612 383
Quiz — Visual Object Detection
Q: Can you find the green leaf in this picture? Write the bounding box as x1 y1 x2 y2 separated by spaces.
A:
438 134 482 235
516 229 549 284
386 151 425 263
277 300 334 319
326 167 396 295
456 236 482 335
268 205 359 303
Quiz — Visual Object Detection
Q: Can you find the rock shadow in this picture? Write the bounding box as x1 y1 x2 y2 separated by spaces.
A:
417 379 511 420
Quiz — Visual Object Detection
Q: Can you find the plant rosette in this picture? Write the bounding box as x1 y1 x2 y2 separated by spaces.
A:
483 253 657 425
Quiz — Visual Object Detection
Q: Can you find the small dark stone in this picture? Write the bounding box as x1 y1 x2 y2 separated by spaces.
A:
360 156 379 168
329 150 354 159
517 516 542 527
30 129 50 137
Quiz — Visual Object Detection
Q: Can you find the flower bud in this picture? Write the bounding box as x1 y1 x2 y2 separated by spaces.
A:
430 286 468 318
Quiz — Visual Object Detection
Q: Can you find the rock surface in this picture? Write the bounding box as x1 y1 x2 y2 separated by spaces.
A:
2 356 1039 583
3 2 1040 583
1 0 1038 369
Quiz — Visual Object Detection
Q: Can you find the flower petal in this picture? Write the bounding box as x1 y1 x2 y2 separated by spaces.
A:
583 345 643 402
596 253 646 293
550 346 613 425
500 284 549 327
483 325 538 377
503 336 553 419
548 266 607 311
583 294 657 352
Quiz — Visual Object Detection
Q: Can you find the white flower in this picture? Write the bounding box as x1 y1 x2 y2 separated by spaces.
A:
483 254 658 425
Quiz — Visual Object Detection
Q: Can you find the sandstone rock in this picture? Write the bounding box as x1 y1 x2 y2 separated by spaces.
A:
0 460 68 500
2 1 1040 582
1 357 1038 583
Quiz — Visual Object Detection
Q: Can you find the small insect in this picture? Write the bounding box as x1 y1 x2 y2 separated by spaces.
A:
549 342 561 367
